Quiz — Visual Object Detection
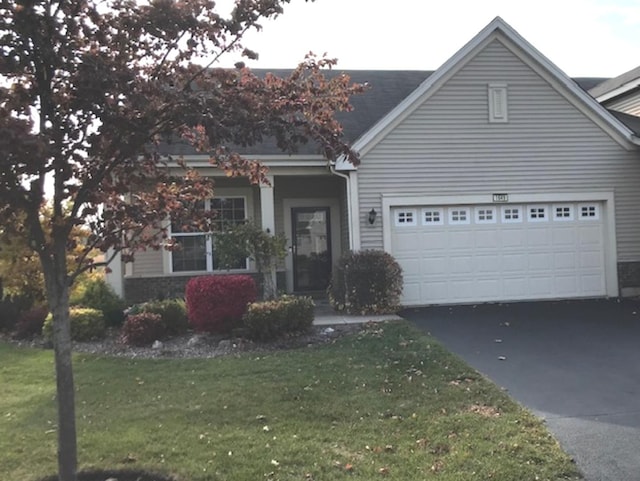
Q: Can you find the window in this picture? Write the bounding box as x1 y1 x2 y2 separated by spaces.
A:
579 204 599 220
475 207 496 224
488 83 508 123
502 206 522 223
171 197 247 272
528 205 548 222
422 208 444 225
553 205 574 221
395 209 417 226
449 208 470 225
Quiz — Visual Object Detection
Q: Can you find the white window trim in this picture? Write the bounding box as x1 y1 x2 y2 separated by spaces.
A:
501 205 523 223
164 188 255 274
527 205 548 222
553 204 574 221
579 203 600 220
449 207 470 225
475 206 497 224
394 209 417 226
422 208 444 226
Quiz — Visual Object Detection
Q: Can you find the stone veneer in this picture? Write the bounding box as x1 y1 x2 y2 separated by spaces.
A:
123 272 286 304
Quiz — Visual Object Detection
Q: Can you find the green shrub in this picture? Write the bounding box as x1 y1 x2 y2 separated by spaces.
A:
121 312 166 346
42 307 106 342
129 299 188 337
328 250 403 315
243 295 314 341
76 278 126 327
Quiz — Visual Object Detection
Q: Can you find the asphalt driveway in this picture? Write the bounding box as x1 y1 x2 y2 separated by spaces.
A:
401 299 640 481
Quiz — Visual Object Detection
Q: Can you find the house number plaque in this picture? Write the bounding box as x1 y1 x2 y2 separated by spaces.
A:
492 193 509 203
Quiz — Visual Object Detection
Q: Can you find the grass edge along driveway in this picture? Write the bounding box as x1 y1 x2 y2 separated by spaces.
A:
0 321 581 481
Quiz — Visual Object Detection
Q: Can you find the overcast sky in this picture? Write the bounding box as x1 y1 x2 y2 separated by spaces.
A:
218 0 640 78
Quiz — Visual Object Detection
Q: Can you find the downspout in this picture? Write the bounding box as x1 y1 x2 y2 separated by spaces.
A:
329 163 354 251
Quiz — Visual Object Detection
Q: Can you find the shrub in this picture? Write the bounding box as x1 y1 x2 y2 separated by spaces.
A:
0 293 33 333
77 278 126 327
328 250 403 315
121 312 165 346
42 307 106 342
13 305 49 339
243 295 314 341
129 299 188 337
185 275 257 334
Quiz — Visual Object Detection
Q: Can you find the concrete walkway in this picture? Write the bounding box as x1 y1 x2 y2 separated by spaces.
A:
312 301 402 325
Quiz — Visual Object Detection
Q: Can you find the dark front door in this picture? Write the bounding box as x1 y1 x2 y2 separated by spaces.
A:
292 207 332 291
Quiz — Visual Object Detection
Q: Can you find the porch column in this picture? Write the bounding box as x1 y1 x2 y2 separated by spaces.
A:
105 248 124 298
260 175 277 297
260 174 275 233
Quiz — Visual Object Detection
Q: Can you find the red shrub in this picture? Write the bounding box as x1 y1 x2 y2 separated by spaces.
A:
121 312 165 346
13 305 49 339
185 275 256 334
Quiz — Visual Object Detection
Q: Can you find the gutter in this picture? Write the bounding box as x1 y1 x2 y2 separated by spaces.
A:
329 163 354 251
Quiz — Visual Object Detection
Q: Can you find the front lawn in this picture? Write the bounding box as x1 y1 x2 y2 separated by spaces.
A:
0 321 581 480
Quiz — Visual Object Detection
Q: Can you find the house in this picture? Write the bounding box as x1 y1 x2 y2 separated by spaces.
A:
107 16 640 307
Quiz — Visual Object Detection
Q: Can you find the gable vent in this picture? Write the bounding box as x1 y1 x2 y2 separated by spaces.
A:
488 83 508 123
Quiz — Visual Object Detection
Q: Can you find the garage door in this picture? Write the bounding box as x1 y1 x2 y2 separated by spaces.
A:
391 202 606 306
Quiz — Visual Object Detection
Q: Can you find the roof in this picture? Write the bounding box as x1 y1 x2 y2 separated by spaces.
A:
589 65 640 101
158 18 640 159
156 69 433 157
609 110 640 136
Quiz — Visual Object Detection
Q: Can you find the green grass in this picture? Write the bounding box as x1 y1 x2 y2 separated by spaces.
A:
0 321 581 481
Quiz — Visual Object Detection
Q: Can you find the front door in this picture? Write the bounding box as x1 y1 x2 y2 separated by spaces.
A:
292 207 332 291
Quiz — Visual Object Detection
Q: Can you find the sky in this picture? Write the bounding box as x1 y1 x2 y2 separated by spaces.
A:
217 0 640 78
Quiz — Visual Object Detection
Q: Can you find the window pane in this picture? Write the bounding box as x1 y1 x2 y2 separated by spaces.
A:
172 235 207 272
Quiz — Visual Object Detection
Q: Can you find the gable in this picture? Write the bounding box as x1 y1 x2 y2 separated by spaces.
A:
338 17 638 168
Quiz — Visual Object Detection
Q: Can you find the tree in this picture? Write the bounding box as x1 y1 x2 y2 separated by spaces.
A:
214 220 288 299
0 1 364 480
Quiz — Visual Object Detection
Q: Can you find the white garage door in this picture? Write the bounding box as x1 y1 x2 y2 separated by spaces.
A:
391 203 606 306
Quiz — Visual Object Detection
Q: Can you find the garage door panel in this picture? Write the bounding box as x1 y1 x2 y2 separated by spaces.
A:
502 229 526 247
449 231 475 249
451 256 473 274
391 201 607 306
422 258 448 275
527 228 552 247
528 276 554 296
528 253 552 270
554 252 577 269
552 227 577 246
554 276 578 295
503 253 527 272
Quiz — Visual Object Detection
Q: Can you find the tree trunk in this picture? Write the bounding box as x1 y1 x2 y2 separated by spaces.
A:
42 250 77 481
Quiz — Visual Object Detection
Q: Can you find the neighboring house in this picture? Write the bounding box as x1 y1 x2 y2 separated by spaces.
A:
107 16 640 307
589 65 640 116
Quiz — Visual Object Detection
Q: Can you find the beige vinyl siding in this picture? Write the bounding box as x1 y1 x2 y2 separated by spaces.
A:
358 39 640 261
131 248 164 276
607 93 640 116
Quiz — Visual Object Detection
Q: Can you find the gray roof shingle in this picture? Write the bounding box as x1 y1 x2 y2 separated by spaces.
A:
156 71 640 157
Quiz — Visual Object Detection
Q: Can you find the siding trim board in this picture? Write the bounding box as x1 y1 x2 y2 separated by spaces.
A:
382 192 618 299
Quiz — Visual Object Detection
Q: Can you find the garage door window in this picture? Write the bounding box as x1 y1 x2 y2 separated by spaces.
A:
449 208 470 225
422 209 444 225
553 205 574 221
502 206 522 223
579 204 599 220
528 206 548 222
476 207 496 224
395 209 417 226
